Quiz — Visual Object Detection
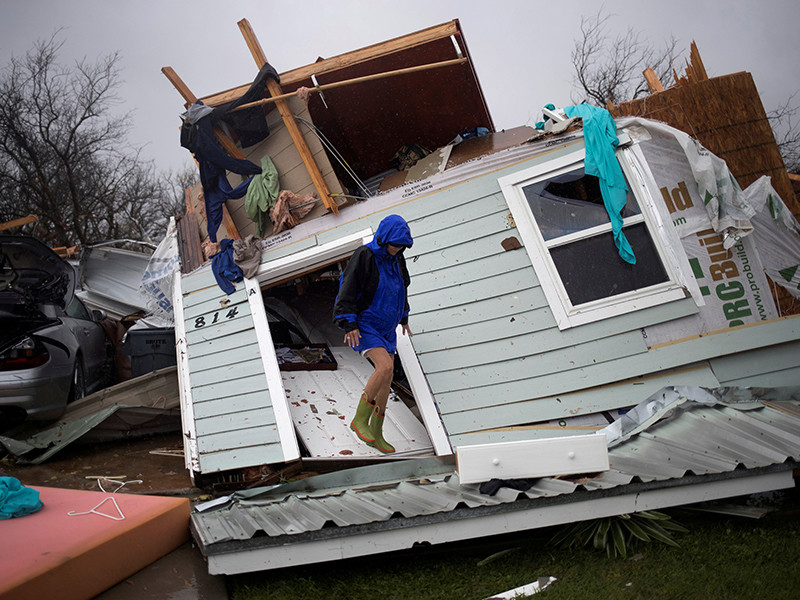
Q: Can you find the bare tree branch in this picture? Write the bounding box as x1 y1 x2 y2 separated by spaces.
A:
0 34 176 246
768 92 800 174
571 9 681 107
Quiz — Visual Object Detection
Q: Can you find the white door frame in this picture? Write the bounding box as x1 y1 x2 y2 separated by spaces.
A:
254 229 452 456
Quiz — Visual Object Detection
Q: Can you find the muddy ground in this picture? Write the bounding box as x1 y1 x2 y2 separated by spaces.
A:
1 431 201 497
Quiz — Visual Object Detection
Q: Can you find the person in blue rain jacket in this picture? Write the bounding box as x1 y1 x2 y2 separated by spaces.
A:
333 215 413 453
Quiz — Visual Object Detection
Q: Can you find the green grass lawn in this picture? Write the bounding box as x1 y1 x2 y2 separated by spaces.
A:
227 492 800 600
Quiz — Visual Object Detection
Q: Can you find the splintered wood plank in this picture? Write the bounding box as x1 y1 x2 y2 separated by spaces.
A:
237 18 336 214
643 67 665 93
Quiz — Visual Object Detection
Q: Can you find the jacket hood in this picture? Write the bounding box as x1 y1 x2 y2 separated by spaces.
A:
373 215 413 248
0 235 76 310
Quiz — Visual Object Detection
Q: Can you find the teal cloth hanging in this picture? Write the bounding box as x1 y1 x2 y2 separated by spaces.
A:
564 104 636 264
245 155 280 237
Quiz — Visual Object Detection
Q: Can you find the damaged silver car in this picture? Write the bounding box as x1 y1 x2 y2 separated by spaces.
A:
0 235 113 427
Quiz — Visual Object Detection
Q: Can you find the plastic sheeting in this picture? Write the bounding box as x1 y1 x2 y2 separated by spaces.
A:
616 119 799 345
139 218 180 325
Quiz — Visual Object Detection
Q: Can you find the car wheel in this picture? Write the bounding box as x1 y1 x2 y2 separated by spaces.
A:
69 356 86 403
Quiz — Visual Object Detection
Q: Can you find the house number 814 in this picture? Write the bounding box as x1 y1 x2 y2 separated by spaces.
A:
194 306 240 329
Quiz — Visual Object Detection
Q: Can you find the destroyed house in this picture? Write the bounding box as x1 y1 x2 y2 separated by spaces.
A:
163 19 800 491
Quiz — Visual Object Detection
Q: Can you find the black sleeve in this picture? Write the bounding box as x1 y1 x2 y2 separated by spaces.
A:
332 246 373 331
399 255 411 325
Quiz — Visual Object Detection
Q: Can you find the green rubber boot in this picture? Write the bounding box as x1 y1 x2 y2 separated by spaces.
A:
350 393 375 443
367 406 395 454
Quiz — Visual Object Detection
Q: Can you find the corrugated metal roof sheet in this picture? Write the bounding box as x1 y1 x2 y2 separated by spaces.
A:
191 388 800 549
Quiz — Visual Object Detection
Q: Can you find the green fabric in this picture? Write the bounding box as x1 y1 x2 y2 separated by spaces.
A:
245 155 280 236
0 476 43 519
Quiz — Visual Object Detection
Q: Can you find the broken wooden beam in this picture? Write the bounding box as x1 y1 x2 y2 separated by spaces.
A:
230 57 468 112
0 214 38 232
237 18 338 214
643 68 665 93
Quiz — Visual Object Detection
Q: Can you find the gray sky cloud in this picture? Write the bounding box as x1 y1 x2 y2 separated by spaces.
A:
1 0 797 174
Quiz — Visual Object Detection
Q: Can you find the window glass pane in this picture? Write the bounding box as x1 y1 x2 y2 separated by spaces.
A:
523 167 640 241
550 222 668 306
66 297 91 320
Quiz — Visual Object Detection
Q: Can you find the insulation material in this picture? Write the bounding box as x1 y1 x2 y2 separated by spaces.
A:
624 120 783 346
746 176 800 298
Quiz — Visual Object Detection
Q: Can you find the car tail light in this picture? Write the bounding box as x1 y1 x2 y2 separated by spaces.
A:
0 337 50 371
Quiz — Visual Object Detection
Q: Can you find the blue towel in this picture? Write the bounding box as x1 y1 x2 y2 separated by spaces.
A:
0 476 43 519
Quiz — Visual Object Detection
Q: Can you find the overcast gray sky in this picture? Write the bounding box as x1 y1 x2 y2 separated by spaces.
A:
1 0 797 175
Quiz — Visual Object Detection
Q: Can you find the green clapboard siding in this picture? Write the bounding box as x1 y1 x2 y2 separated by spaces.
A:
709 340 800 384
197 424 281 453
195 407 277 436
443 363 721 435
410 287 550 335
410 245 532 296
188 347 265 385
433 317 800 416
427 329 648 396
187 328 260 360
192 387 271 417
198 442 285 474
721 368 800 388
180 258 282 474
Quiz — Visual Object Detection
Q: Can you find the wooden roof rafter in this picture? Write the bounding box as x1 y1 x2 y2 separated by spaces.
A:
202 20 464 108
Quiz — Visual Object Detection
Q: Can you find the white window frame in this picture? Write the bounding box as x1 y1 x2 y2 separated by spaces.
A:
499 144 687 330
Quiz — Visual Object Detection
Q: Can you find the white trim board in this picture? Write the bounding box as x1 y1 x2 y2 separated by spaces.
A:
245 277 301 462
172 270 200 472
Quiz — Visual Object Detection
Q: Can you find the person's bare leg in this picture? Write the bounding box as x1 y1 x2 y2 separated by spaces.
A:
363 347 396 453
364 347 394 415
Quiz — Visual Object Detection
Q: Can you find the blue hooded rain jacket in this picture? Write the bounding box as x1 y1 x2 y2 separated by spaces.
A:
333 215 413 354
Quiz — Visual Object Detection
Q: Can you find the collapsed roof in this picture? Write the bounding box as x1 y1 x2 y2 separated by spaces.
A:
197 20 494 185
